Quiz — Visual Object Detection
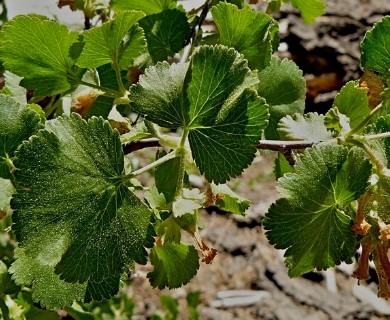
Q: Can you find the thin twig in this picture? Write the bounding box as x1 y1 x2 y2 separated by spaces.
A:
122 138 317 155
180 0 213 63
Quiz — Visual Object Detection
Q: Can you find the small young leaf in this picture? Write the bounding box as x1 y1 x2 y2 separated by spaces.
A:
11 114 154 306
361 16 390 81
258 56 305 139
332 81 370 130
111 0 177 15
0 15 84 96
324 107 351 135
208 183 251 216
0 95 44 179
0 71 27 104
264 145 371 276
211 2 279 70
278 113 332 142
147 243 199 289
139 9 191 63
291 0 326 24
76 11 146 70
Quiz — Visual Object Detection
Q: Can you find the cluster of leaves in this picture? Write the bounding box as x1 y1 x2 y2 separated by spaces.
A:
1 0 390 313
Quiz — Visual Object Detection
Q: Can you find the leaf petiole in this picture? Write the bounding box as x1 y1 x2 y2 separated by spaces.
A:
123 150 178 180
346 102 383 138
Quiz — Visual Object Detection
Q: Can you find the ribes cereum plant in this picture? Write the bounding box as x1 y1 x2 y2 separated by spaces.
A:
1 0 390 311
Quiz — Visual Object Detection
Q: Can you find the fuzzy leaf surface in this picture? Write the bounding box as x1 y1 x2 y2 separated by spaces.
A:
291 0 326 24
0 95 43 179
131 45 269 183
361 16 390 81
139 9 191 63
0 15 84 96
147 243 199 289
263 145 371 276
130 61 189 128
187 45 268 183
211 2 279 70
257 56 305 139
76 11 146 70
332 81 370 130
278 113 332 142
10 114 154 306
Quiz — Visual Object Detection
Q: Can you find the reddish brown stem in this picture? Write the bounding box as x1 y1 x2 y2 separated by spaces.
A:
352 241 372 282
351 193 372 235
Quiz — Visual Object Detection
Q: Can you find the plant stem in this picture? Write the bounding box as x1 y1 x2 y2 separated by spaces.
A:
359 132 390 141
122 138 321 155
346 102 383 138
123 150 178 180
77 79 121 98
173 129 190 199
180 0 213 63
113 60 127 96
348 138 385 172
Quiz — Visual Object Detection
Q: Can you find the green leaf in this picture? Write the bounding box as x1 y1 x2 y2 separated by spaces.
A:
147 243 199 289
209 183 250 215
131 45 268 183
0 178 14 216
0 71 27 104
160 295 179 319
361 16 390 81
211 2 279 70
155 150 181 203
0 95 44 179
139 9 191 63
365 115 390 168
290 0 326 24
257 56 305 139
130 61 189 128
187 45 268 183
278 113 332 142
10 114 154 307
324 107 352 135
273 153 295 179
263 145 371 276
157 215 181 244
76 11 146 70
111 0 177 15
332 81 370 130
0 15 84 96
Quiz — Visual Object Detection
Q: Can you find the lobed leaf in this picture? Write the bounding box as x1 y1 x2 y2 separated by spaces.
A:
132 45 269 183
211 2 279 70
257 56 306 139
130 61 189 128
0 15 84 96
332 81 370 130
187 45 268 183
264 144 371 276
147 243 199 289
0 95 44 179
10 114 154 307
139 9 191 63
278 112 332 142
76 11 146 70
361 16 390 82
291 0 326 24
